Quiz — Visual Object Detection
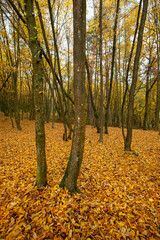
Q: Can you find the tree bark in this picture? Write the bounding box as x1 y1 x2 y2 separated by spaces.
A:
121 0 142 140
47 0 72 140
154 0 160 131
85 58 100 133
13 19 21 130
125 0 148 151
99 0 103 142
143 58 157 130
105 0 120 134
24 0 47 187
60 0 86 193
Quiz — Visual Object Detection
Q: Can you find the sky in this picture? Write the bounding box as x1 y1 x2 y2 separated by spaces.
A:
87 0 94 20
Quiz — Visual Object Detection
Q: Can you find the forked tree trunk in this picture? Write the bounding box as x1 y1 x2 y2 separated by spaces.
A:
24 0 47 187
60 0 86 193
125 0 148 151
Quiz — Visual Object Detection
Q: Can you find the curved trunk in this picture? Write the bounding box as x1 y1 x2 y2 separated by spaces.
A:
60 0 86 193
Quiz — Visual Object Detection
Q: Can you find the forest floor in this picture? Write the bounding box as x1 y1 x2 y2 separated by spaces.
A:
0 118 160 240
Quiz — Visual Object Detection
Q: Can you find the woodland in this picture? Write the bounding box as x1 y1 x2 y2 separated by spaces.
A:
0 0 160 239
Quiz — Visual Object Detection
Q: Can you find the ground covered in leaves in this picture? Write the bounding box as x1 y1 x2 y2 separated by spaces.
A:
0 118 160 240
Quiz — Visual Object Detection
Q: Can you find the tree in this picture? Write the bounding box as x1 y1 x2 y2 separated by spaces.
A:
125 0 149 151
60 0 86 193
143 57 157 130
24 0 47 186
85 58 100 133
98 0 103 142
105 0 120 134
153 0 160 131
121 0 142 140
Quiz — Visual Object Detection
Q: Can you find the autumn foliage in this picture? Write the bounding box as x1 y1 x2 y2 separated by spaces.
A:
0 118 160 239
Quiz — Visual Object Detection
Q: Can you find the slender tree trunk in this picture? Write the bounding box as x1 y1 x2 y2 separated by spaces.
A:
143 87 149 130
66 33 73 139
99 0 103 142
125 0 148 151
52 94 55 128
143 58 156 130
87 42 92 125
154 1 160 131
47 0 72 140
121 0 142 141
105 0 120 134
105 42 110 127
94 36 99 130
60 0 86 193
118 30 122 127
115 59 120 127
29 73 35 120
24 0 47 187
86 58 100 132
13 20 21 130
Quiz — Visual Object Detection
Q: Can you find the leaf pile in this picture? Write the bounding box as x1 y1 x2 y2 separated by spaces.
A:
0 119 160 239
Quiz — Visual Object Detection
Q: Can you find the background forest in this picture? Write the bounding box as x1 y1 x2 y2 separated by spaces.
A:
0 0 159 135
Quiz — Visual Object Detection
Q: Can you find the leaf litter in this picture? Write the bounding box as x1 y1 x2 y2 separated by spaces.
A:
0 119 160 239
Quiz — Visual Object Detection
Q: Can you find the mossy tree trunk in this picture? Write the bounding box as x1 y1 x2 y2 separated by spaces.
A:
60 0 86 193
24 0 47 187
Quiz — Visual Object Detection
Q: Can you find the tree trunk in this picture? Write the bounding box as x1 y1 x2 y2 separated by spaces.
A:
47 0 72 140
85 58 100 133
121 0 142 140
143 90 149 130
105 0 120 134
99 0 103 142
143 57 156 130
125 0 148 151
94 36 99 130
24 0 47 187
60 0 86 193
29 74 35 120
13 20 21 130
154 0 160 131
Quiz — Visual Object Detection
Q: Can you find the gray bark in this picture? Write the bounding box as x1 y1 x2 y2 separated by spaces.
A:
125 0 148 151
60 0 86 193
